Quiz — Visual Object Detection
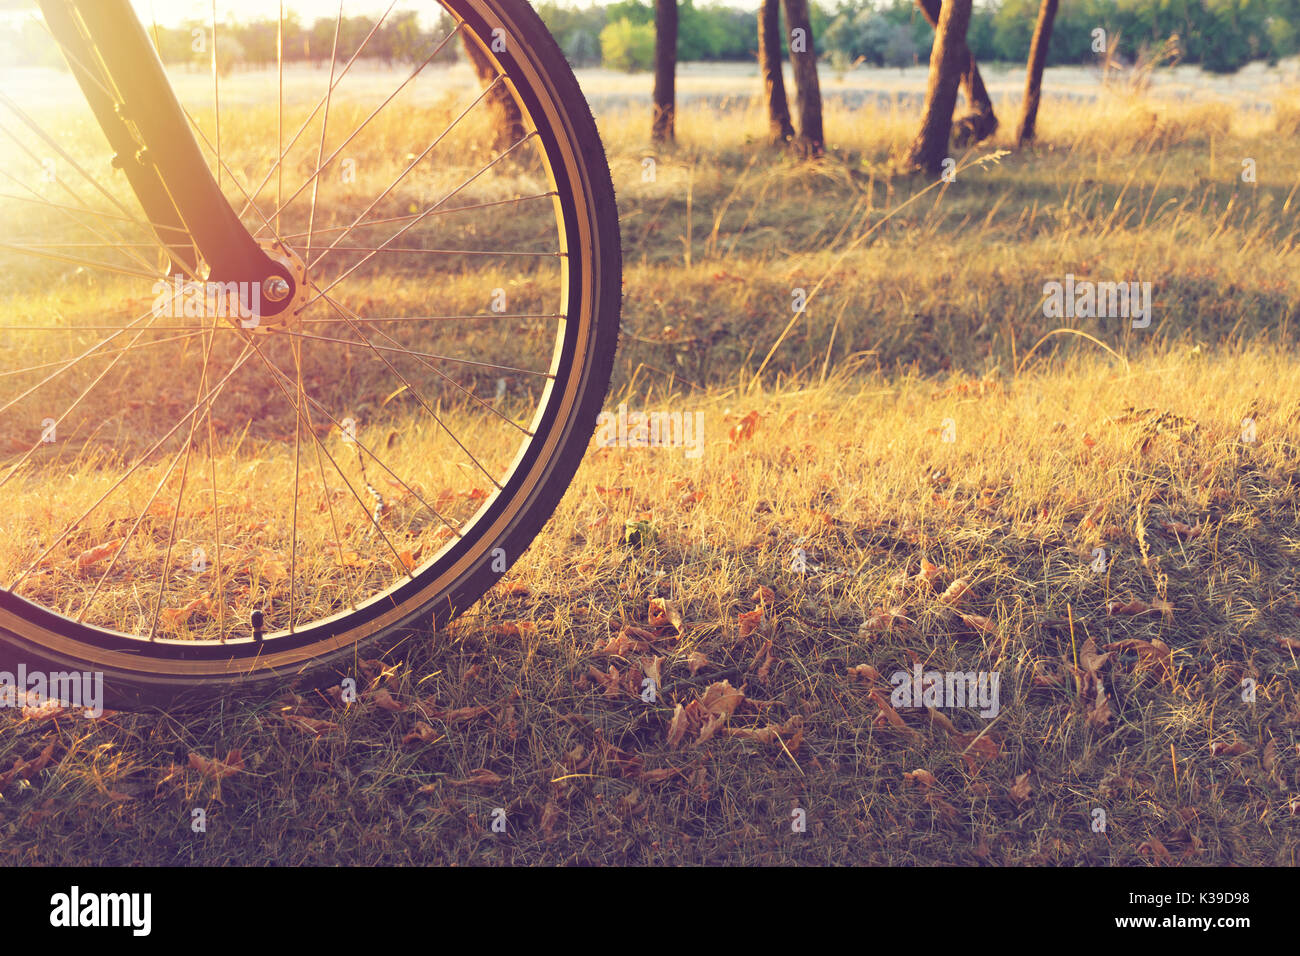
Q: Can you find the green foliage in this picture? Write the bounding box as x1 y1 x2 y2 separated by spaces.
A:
600 18 657 71
821 0 1299 73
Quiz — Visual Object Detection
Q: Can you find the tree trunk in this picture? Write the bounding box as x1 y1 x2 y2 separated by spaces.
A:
915 0 996 145
780 0 823 156
1015 0 1058 145
653 0 677 144
759 0 794 145
905 0 971 176
461 34 524 152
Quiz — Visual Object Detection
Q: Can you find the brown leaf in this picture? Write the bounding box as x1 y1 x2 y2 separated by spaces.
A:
1105 638 1173 680
1107 598 1173 617
666 703 691 748
1008 771 1032 805
638 767 681 783
648 598 685 635
915 558 943 585
926 706 959 735
904 768 937 790
1263 737 1278 772
1087 682 1112 727
698 680 744 720
284 714 337 736
939 577 971 606
1210 740 1250 757
728 410 760 444
848 664 881 681
1079 636 1111 675
687 650 708 675
447 769 504 787
159 595 212 628
1161 520 1202 540
737 608 764 637
751 586 775 606
860 607 911 636
959 613 995 635
1137 837 1173 865
588 664 624 699
540 799 562 840
422 703 492 723
402 721 440 745
188 750 244 781
369 687 406 713
75 538 124 571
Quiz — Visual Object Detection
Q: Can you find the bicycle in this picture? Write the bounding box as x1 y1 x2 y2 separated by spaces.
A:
0 0 622 707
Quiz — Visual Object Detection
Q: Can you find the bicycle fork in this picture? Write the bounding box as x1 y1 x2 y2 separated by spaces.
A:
38 0 299 320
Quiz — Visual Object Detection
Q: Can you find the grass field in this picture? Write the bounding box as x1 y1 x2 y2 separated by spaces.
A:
2 58 1299 865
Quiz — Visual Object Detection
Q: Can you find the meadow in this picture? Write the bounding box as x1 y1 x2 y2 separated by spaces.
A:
1 57 1299 864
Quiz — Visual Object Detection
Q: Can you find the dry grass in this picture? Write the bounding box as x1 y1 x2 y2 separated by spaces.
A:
2 69 1300 864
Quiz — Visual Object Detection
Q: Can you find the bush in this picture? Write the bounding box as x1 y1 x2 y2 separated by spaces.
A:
600 18 655 72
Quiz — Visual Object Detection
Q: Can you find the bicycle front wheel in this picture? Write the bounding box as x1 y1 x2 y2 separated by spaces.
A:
0 0 621 706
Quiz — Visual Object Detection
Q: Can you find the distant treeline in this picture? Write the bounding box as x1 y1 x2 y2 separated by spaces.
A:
558 0 1300 74
2 1 1295 75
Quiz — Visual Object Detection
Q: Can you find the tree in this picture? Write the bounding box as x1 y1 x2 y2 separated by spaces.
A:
906 0 970 176
653 0 677 143
781 0 824 157
461 33 525 153
1015 0 1058 145
600 18 655 70
915 0 995 145
759 0 794 144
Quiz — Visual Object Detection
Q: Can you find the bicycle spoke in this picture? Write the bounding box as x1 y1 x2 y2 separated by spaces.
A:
304 131 539 307
85 324 220 628
255 22 466 234
270 192 559 243
276 328 551 378
314 288 504 490
305 74 505 271
0 331 206 379
235 0 402 222
9 340 257 592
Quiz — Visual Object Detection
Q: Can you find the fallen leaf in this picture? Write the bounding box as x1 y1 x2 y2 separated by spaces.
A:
188 750 244 781
76 538 124 571
728 410 760 444
904 769 937 790
666 703 691 747
284 714 337 736
1210 740 1249 757
1079 636 1111 675
369 687 406 713
447 769 503 787
648 598 685 635
638 767 680 783
737 608 764 637
1137 837 1173 865
1087 681 1112 727
686 651 708 675
939 577 971 606
402 722 440 745
1008 771 1032 805
698 680 744 720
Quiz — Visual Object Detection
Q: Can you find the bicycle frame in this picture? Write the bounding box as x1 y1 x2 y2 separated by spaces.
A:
37 0 296 316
